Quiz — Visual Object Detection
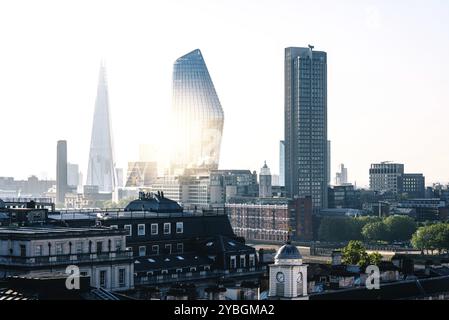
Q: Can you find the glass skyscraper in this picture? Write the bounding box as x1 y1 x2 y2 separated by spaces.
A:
86 63 116 193
170 49 224 174
284 46 328 210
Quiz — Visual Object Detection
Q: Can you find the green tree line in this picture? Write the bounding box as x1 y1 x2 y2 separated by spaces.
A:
318 215 417 243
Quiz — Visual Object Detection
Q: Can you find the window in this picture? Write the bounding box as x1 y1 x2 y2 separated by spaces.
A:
165 244 172 254
80 271 88 277
152 245 159 255
35 245 43 256
139 246 146 257
176 222 183 234
249 254 255 267
56 243 64 255
151 223 158 235
119 268 126 287
230 256 237 269
96 241 103 254
99 270 107 288
176 268 183 273
115 240 122 252
124 225 132 236
240 255 246 268
138 224 145 236
163 223 171 234
76 242 83 254
177 243 184 253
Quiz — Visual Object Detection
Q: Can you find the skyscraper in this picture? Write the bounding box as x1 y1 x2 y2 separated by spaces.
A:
259 161 272 198
171 49 224 174
56 140 67 205
284 46 328 211
279 140 285 187
86 63 116 193
335 164 348 186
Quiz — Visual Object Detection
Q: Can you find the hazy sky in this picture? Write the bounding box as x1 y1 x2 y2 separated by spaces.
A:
0 0 448 187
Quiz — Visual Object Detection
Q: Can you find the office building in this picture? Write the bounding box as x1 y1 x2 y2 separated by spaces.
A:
369 162 404 194
335 164 348 186
226 197 313 242
86 63 116 193
284 46 328 211
56 140 67 206
400 173 425 198
259 162 272 198
125 162 158 187
279 141 285 187
67 163 80 190
209 170 259 205
170 49 224 174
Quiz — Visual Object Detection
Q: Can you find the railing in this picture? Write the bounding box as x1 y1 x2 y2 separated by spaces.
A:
134 267 265 286
0 250 133 266
2 197 53 204
49 209 226 221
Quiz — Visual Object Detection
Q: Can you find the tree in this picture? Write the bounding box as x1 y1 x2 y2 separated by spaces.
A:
342 241 369 266
318 217 363 242
368 252 383 266
384 215 417 242
362 221 389 242
342 241 383 267
411 223 449 254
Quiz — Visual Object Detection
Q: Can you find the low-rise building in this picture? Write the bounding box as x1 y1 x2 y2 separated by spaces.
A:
0 226 134 292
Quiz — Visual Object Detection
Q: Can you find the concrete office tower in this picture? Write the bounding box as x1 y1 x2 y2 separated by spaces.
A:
279 141 285 187
171 49 224 174
284 46 328 211
86 63 116 193
56 140 68 205
259 161 272 198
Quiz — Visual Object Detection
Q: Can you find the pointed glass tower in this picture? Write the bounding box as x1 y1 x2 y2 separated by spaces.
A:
86 62 116 193
171 49 224 174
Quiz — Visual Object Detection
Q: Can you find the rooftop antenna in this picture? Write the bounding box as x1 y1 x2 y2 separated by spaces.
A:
308 44 314 50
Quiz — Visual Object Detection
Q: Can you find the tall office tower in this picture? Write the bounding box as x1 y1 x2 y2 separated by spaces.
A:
86 63 116 193
259 161 272 198
56 140 68 205
279 140 285 187
171 49 224 174
335 163 348 186
116 168 124 188
327 140 331 185
67 163 80 188
284 46 328 211
369 162 404 194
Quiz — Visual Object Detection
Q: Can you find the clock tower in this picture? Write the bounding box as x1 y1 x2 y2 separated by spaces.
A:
268 241 308 300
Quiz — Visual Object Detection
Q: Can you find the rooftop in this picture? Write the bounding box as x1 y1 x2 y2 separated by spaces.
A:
0 226 126 239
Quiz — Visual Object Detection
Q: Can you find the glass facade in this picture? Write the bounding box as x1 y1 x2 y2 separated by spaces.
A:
171 49 224 173
86 63 116 193
285 47 328 210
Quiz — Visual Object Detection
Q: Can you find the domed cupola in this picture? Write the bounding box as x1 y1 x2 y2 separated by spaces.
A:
274 241 302 265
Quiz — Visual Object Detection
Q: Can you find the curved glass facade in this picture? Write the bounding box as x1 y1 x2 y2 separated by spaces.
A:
171 49 224 173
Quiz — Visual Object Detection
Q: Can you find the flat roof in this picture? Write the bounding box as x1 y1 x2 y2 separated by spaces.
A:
0 226 126 239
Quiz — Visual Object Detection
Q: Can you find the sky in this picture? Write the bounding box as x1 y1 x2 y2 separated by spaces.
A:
0 0 448 187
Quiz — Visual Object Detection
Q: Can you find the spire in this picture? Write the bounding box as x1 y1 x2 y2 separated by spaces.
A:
86 62 116 193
